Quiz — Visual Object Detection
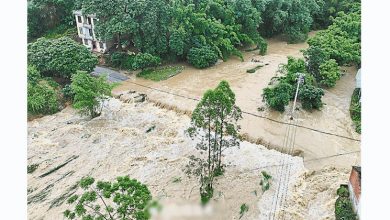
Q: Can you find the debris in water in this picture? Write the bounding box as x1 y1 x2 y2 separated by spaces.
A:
146 125 156 133
28 164 39 174
38 155 78 178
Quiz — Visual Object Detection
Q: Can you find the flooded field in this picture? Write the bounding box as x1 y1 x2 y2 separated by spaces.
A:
113 32 360 170
27 98 348 220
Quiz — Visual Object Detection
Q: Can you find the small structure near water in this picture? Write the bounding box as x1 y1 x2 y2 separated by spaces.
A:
348 166 361 219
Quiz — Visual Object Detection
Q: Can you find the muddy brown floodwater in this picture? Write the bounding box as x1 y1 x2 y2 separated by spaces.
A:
28 98 350 220
113 32 361 171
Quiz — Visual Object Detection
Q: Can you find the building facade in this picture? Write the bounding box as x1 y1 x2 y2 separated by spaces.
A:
73 10 110 53
348 166 361 219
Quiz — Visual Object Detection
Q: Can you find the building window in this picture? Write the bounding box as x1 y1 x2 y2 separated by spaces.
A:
79 27 83 35
99 42 104 49
87 17 92 25
77 16 82 23
84 39 88 45
89 29 93 37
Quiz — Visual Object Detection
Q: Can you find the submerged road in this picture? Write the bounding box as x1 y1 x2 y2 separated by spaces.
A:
92 66 129 82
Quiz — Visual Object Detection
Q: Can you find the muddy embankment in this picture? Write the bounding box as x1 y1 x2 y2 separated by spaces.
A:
28 93 349 220
113 32 360 170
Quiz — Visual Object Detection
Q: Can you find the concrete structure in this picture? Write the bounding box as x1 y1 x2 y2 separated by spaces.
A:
73 10 111 53
356 68 361 89
348 166 361 219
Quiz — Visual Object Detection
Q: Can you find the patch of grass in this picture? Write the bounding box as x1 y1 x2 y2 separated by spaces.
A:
349 88 361 134
27 164 39 174
246 65 264 73
137 66 184 81
239 203 249 219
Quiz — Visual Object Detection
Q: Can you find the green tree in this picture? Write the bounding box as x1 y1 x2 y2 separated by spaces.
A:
303 45 330 80
132 53 161 70
64 176 155 220
298 84 324 110
71 71 113 118
186 80 242 204
263 82 293 112
187 46 219 68
28 37 98 78
27 66 60 115
318 59 341 87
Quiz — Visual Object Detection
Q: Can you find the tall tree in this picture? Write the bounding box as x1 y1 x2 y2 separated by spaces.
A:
186 80 242 204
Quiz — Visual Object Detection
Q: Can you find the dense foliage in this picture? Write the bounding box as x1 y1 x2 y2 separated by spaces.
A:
258 0 320 43
350 88 361 133
64 176 154 220
132 53 161 70
186 81 242 204
71 71 113 118
27 66 60 115
318 59 341 87
307 10 361 66
28 0 76 41
263 82 293 112
298 85 324 110
28 37 98 78
312 0 361 29
187 46 219 69
335 185 357 220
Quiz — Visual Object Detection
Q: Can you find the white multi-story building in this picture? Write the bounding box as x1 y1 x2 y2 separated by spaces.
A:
73 10 111 53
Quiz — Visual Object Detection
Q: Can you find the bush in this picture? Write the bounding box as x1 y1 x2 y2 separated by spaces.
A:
298 85 324 110
263 82 293 112
64 176 155 220
350 88 361 133
28 37 98 78
335 185 357 220
187 46 218 69
71 71 113 118
132 53 161 70
27 65 41 84
258 37 267 55
28 80 60 115
319 59 341 88
110 52 128 68
62 84 74 101
280 57 307 85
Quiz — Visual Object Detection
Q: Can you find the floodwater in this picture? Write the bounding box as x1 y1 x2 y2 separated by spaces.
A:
27 98 348 219
113 32 360 170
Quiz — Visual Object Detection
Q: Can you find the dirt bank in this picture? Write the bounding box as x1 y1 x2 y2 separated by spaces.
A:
113 32 360 169
27 97 348 219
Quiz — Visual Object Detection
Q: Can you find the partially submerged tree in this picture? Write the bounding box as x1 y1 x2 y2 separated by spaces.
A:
186 80 242 204
64 176 155 220
70 71 113 118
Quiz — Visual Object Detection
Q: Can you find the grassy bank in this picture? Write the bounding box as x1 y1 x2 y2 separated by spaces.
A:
137 66 184 81
350 88 361 134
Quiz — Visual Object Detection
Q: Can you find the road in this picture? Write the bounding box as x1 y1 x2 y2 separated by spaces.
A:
92 66 128 82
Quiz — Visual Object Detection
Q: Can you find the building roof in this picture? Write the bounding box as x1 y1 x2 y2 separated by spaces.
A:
356 68 361 88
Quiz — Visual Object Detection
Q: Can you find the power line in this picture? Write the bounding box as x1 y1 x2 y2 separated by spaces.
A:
124 81 361 142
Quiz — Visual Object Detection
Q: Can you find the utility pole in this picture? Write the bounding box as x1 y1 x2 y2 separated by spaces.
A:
290 73 305 120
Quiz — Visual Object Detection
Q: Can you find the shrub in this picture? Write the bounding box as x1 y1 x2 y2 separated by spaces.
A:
132 53 161 70
335 185 357 220
239 203 249 219
319 59 341 88
27 65 41 84
258 37 267 55
298 85 324 110
64 176 155 220
71 71 113 118
280 57 307 85
28 37 98 78
28 80 60 115
110 51 128 68
350 88 361 133
187 46 218 69
62 84 74 101
263 82 293 112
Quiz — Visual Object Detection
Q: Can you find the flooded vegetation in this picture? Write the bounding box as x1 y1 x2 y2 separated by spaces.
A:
28 97 349 219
